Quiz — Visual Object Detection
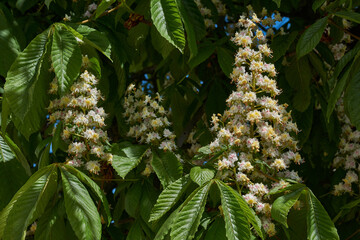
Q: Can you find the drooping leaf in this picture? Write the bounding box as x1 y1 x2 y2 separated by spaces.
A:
125 182 142 217
154 207 181 240
306 189 339 240
2 134 31 175
111 142 148 178
188 44 215 69
127 220 145 240
0 164 58 240
15 0 39 13
344 71 360 129
64 165 112 225
272 186 306 227
204 217 227 240
296 17 328 59
217 47 234 77
60 168 102 240
151 150 183 188
4 29 52 139
0 135 29 209
312 0 326 12
51 24 82 95
216 181 251 240
0 8 21 77
334 11 360 24
150 175 191 222
270 31 298 63
190 166 215 186
170 182 212 240
150 0 185 52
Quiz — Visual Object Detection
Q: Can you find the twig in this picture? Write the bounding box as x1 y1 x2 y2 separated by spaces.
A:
328 18 360 41
78 2 124 25
345 229 360 240
254 167 279 182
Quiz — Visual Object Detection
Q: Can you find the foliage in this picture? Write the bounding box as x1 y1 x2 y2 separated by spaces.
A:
0 0 360 239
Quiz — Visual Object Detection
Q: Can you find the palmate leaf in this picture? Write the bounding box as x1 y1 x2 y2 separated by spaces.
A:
190 167 215 186
306 189 339 240
154 207 181 240
170 182 212 240
60 168 102 240
150 0 185 52
4 28 52 139
51 24 82 95
271 185 306 227
63 165 112 225
151 150 183 188
296 16 328 59
111 142 148 178
149 175 191 222
0 164 58 240
215 180 264 240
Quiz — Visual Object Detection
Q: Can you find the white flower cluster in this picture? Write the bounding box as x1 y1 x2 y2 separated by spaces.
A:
209 16 303 237
332 99 360 196
247 5 284 37
47 57 112 174
195 0 226 29
123 84 177 152
330 33 352 61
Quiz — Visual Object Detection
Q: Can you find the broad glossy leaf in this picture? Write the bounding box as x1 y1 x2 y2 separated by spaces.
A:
2 134 31 175
51 24 82 95
306 190 339 240
170 182 212 240
296 17 328 59
272 186 305 227
0 165 57 240
215 180 264 239
190 167 214 186
61 168 102 240
125 182 142 217
204 217 227 240
154 207 181 240
335 11 360 24
0 8 20 77
270 31 297 62
216 180 251 240
111 142 148 178
64 165 112 225
67 24 112 61
150 0 185 52
4 29 51 139
151 150 183 188
150 175 191 222
344 71 360 129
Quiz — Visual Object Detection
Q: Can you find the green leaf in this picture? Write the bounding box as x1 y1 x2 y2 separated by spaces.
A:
16 0 39 13
0 135 28 209
150 0 185 52
293 88 311 112
0 8 21 77
127 220 145 240
67 24 112 61
312 0 326 12
270 31 298 63
296 17 328 59
272 0 281 8
170 182 212 240
190 166 214 186
2 134 31 175
176 0 206 59
125 182 142 217
151 26 175 59
215 180 264 239
51 24 82 95
95 0 115 18
334 11 360 24
154 207 181 240
0 164 57 240
4 29 52 139
60 168 102 240
272 186 305 227
204 217 227 240
63 165 112 225
111 142 148 178
151 150 183 188
150 175 191 222
216 181 251 239
344 71 360 129
217 47 234 77
188 45 215 69
306 189 339 240
35 200 66 240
